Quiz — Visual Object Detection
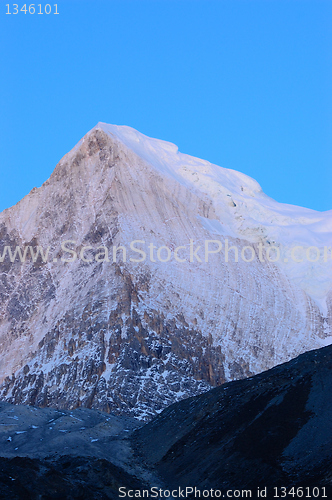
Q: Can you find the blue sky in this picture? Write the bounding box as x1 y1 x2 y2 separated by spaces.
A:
0 0 331 212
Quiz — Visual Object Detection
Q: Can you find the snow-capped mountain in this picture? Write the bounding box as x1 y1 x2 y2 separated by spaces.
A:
0 123 331 419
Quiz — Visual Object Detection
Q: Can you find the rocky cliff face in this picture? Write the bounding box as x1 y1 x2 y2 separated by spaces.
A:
0 124 331 419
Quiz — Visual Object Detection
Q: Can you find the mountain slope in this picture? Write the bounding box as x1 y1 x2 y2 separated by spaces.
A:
132 344 332 495
0 124 331 419
0 345 331 499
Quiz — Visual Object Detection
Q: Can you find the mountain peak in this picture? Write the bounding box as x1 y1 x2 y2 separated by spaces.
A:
73 123 332 308
0 123 331 420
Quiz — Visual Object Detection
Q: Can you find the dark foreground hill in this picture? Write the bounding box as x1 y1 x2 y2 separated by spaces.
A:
132 344 332 498
0 456 148 500
1 345 332 499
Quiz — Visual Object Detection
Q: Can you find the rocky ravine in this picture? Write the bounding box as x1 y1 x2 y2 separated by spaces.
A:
0 123 331 419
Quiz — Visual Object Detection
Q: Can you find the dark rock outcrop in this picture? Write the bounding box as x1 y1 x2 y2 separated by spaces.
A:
132 344 332 496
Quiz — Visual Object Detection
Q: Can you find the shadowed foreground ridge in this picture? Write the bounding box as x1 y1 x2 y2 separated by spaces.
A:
132 344 332 496
0 345 331 499
0 456 147 500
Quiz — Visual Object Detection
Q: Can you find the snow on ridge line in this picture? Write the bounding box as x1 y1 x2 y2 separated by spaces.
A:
95 122 179 155
94 122 263 196
92 123 331 230
93 123 330 211
89 123 332 309
94 122 185 185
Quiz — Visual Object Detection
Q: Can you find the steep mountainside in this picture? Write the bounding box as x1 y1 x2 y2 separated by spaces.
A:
0 124 331 419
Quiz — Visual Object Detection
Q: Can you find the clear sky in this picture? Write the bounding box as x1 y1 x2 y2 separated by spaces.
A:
0 0 331 213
